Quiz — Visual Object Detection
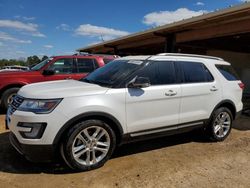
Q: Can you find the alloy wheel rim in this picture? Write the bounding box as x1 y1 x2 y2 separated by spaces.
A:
72 126 110 166
7 93 16 104
213 112 231 138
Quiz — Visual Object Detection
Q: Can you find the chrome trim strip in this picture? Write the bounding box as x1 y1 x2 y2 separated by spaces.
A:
130 121 203 137
178 122 203 128
130 126 177 137
17 127 32 132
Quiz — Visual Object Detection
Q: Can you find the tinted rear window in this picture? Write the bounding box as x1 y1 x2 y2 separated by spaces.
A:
216 65 239 81
179 62 214 83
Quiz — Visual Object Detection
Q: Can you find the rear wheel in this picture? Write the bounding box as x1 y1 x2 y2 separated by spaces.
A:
1 87 20 110
61 120 116 171
207 107 233 141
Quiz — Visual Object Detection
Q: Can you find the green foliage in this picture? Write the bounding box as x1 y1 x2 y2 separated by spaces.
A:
0 55 48 68
41 55 49 61
26 55 40 67
0 59 27 68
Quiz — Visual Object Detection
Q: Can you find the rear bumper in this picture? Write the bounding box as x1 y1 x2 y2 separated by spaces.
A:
9 132 55 162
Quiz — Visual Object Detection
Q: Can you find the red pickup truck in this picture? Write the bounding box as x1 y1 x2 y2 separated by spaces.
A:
0 54 117 110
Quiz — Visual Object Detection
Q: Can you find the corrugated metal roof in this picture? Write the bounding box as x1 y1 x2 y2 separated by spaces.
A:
77 2 250 52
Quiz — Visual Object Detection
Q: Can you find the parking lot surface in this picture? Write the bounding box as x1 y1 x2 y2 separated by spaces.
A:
0 113 249 188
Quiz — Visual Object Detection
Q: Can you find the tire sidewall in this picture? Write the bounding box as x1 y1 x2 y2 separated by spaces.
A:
1 87 20 110
209 107 233 141
62 119 116 171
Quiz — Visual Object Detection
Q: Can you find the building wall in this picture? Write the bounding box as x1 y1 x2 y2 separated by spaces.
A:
207 50 250 94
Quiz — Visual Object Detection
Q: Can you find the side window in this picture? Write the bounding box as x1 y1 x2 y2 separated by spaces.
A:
137 62 158 85
179 61 213 83
136 61 176 85
48 58 74 74
203 65 214 82
77 58 96 73
215 65 239 81
158 61 176 84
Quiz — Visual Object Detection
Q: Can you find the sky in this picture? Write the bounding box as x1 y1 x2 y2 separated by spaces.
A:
0 0 249 59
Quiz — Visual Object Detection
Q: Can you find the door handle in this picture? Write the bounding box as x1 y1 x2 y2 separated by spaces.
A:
165 90 177 96
210 86 218 92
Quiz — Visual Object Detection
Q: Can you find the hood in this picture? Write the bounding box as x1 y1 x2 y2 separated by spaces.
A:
18 80 109 99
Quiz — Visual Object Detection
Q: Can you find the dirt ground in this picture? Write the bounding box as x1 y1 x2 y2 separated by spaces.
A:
0 112 249 188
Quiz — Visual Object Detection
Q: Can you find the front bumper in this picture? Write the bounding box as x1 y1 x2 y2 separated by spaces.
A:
8 109 69 145
9 132 55 162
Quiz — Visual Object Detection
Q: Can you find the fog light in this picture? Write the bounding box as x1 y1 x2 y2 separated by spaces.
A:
17 122 47 139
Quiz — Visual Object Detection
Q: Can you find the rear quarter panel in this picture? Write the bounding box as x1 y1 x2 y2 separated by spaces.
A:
211 61 243 112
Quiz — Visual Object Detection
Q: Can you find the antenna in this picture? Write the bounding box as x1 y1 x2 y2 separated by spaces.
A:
100 35 104 42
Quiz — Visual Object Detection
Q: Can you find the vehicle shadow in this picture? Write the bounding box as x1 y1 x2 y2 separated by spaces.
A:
0 108 6 115
0 116 249 175
0 130 204 175
0 132 70 174
233 115 250 131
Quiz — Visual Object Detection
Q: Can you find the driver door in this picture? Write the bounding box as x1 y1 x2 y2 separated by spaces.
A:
43 58 76 81
126 61 181 134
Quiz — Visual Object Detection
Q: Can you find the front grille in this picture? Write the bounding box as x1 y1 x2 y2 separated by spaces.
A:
9 95 24 115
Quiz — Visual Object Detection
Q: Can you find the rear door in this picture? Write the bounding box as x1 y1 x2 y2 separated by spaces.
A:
177 61 222 124
74 58 98 80
126 61 181 134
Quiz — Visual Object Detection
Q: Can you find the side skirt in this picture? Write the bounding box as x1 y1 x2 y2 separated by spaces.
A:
120 120 207 144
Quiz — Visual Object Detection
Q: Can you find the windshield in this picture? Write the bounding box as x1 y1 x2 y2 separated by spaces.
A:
31 57 53 71
81 59 145 87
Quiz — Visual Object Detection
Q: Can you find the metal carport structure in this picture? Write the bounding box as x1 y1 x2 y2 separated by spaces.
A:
77 3 250 109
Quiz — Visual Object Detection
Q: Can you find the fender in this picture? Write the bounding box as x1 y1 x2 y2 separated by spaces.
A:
52 111 124 145
0 81 28 92
211 99 236 119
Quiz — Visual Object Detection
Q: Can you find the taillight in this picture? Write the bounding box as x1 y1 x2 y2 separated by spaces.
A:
238 82 245 90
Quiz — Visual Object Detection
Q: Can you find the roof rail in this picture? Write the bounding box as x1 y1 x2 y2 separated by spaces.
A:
157 53 224 61
73 52 120 58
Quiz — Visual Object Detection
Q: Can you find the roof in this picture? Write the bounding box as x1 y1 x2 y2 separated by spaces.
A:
157 53 224 61
118 56 151 60
117 53 227 64
77 2 250 54
51 54 117 59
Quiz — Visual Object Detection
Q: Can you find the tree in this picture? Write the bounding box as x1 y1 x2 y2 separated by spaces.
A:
41 55 49 61
0 54 47 68
26 55 40 67
0 59 26 68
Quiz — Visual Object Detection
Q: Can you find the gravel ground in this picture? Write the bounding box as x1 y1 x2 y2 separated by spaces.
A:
0 113 249 188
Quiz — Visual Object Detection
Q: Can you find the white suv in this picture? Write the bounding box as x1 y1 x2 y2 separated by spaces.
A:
7 53 244 171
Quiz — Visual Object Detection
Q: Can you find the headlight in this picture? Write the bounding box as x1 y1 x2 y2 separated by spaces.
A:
18 98 62 114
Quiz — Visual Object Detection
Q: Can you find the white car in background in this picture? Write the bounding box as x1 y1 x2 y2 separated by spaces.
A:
0 65 29 72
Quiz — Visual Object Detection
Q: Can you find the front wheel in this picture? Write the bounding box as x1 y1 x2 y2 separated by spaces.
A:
207 107 233 142
61 120 116 171
1 87 20 110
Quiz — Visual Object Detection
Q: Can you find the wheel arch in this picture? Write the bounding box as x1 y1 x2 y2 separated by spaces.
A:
53 112 124 147
212 100 237 119
0 83 26 96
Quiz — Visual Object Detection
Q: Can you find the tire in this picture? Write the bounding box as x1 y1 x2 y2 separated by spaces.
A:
206 107 233 142
0 87 20 110
61 119 116 171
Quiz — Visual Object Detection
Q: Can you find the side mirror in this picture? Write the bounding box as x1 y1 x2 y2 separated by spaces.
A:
42 69 55 75
128 77 150 88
